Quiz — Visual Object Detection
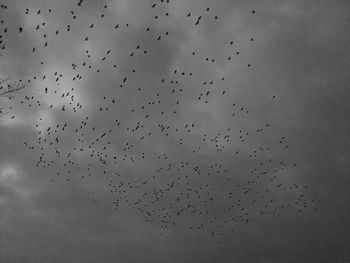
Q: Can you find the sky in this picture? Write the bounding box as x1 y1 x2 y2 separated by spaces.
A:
0 0 349 262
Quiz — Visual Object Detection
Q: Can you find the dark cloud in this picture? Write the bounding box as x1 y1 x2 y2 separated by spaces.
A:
0 0 349 262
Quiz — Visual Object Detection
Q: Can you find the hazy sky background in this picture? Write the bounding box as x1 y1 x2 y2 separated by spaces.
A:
0 0 349 262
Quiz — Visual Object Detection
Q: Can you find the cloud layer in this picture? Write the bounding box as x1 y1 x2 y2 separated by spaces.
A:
0 0 349 262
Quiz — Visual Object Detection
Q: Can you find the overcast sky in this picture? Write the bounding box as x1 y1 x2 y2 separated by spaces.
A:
0 0 349 262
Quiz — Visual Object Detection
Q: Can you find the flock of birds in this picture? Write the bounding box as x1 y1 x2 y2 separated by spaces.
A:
0 0 318 244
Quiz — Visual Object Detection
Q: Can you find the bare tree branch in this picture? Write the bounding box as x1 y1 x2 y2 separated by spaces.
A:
0 77 27 97
0 77 28 118
0 77 11 85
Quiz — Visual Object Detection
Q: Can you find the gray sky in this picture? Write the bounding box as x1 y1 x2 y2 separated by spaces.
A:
0 0 349 262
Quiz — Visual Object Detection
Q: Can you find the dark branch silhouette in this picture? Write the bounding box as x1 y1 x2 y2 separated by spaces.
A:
0 77 27 116
0 77 27 97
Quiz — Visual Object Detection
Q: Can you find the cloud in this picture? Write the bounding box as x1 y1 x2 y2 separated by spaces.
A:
0 0 349 262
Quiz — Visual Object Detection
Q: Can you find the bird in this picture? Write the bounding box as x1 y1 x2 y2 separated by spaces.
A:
0 1 318 245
